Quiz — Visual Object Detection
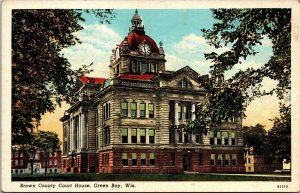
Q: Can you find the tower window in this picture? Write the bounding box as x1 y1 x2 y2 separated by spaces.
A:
141 63 148 74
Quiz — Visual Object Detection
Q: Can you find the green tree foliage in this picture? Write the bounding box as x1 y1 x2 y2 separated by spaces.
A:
266 104 291 162
242 124 267 155
34 131 60 175
12 9 115 145
196 9 291 129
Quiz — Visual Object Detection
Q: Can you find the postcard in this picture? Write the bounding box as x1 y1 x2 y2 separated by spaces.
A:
1 0 300 192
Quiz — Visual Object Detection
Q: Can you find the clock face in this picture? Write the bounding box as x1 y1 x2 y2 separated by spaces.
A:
138 43 151 56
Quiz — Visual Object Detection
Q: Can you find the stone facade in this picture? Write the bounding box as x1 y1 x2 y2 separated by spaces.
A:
60 10 245 174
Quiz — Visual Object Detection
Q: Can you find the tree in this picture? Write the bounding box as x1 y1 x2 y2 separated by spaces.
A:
35 131 60 175
12 9 115 145
242 124 267 155
266 104 291 163
195 9 291 129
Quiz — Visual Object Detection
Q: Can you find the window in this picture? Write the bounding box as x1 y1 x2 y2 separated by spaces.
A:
150 153 155 166
121 128 128 143
149 129 155 144
103 103 106 120
103 127 110 146
122 153 128 166
178 79 192 89
141 63 148 74
217 132 222 145
210 154 215 166
131 128 137 143
248 158 251 163
224 132 229 145
210 132 214 145
140 129 146 143
196 133 202 143
20 152 23 158
225 154 230 165
54 169 57 173
121 102 128 117
199 153 203 165
131 60 138 73
149 103 154 118
141 153 146 165
218 154 222 166
178 106 182 120
132 153 137 166
150 63 157 73
54 160 57 166
184 132 189 143
131 102 137 117
54 152 57 157
232 154 237 165
20 160 23 166
171 153 175 166
231 132 236 145
15 160 18 166
140 103 146 118
49 160 52 166
50 169 52 173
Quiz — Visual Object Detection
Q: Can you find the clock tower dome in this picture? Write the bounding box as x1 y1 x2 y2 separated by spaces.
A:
109 10 166 77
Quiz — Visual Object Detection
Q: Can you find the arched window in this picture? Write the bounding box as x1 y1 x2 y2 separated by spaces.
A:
178 79 192 89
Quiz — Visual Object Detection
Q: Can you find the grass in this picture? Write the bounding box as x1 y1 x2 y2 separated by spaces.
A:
12 173 291 181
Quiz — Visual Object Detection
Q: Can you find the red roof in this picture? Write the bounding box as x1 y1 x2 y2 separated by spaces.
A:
120 32 159 53
119 73 157 81
79 76 106 84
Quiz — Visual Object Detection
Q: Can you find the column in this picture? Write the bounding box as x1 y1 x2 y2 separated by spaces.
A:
78 114 81 149
72 117 76 150
174 102 179 143
191 104 196 143
81 114 86 149
146 128 149 144
70 118 73 151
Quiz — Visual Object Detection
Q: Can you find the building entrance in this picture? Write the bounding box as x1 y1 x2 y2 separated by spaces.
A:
183 153 191 171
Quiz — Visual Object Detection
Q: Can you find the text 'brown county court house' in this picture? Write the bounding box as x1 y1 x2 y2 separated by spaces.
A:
60 10 245 174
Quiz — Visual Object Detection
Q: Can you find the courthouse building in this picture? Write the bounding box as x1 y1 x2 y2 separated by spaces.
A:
60 10 245 173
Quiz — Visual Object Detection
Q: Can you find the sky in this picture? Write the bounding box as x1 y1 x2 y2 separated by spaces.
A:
39 9 281 142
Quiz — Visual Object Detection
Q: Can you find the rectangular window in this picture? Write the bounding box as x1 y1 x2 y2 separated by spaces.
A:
210 154 215 166
248 158 251 164
141 153 146 165
131 128 137 143
196 133 201 143
224 132 229 145
150 153 155 166
15 160 18 166
108 103 111 118
178 106 182 120
149 103 154 118
140 103 146 118
121 102 128 117
231 132 236 145
210 132 214 145
122 153 128 166
49 160 52 166
20 160 23 166
131 102 137 117
217 131 222 145
132 153 137 166
218 154 222 166
232 154 237 165
171 153 175 166
225 154 230 165
149 129 155 144
140 129 146 143
122 128 128 143
54 160 57 166
20 152 23 158
103 103 106 120
199 153 203 165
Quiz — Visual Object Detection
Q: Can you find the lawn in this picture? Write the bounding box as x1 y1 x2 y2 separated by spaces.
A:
12 173 291 181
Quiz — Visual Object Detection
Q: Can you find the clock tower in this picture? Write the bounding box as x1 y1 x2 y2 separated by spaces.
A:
109 10 166 77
